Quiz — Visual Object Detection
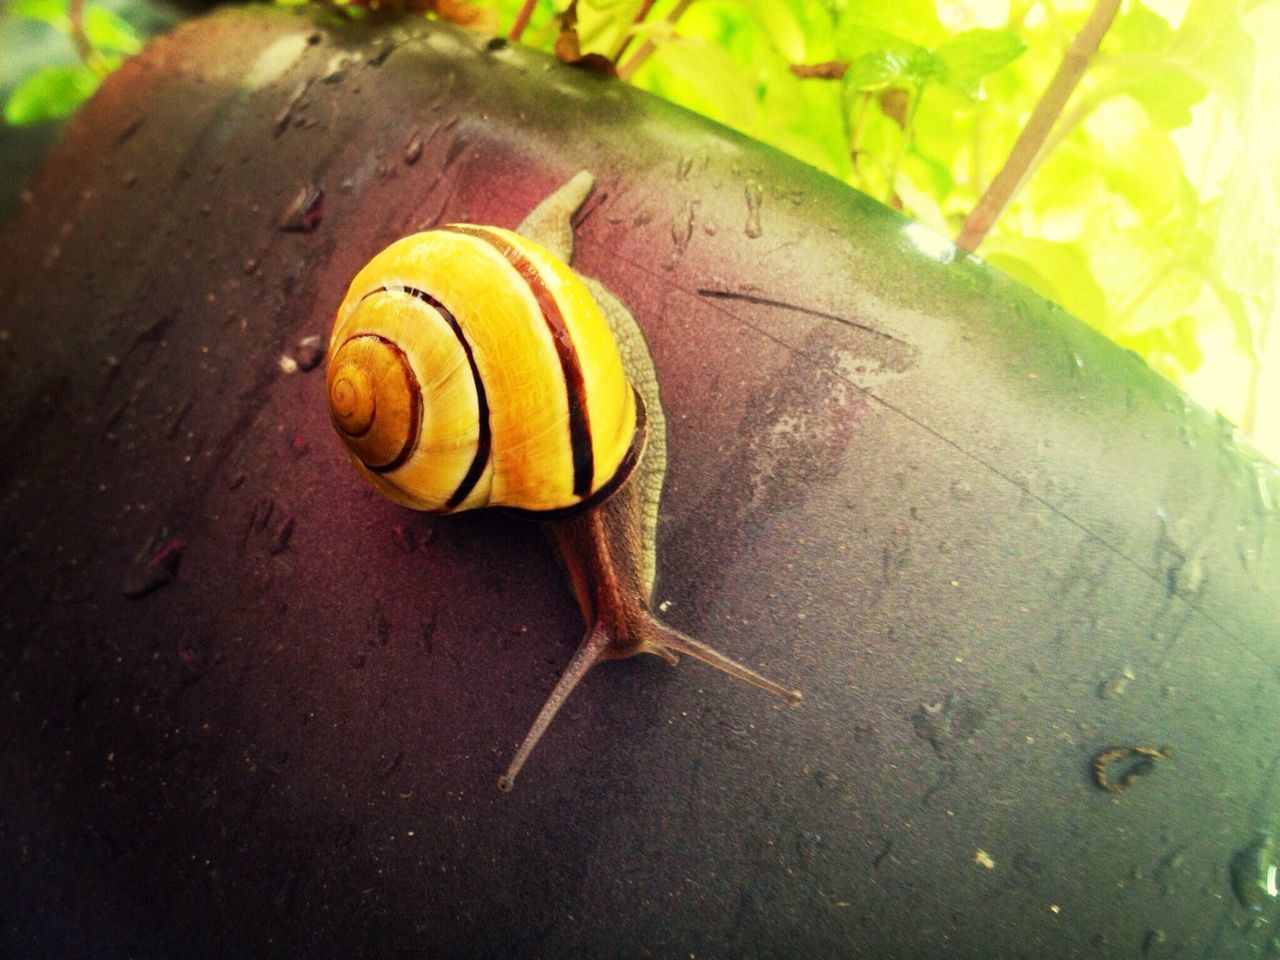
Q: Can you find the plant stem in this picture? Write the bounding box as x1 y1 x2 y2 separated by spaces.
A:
617 0 695 81
67 0 94 66
955 0 1122 253
508 0 537 42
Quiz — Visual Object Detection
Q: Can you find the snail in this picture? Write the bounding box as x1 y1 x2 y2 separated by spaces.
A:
326 171 801 791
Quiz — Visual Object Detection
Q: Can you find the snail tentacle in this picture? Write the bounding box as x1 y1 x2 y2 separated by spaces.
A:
498 622 614 793
516 169 596 264
498 483 800 791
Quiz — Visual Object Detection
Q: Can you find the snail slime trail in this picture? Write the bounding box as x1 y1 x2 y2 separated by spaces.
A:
325 171 801 792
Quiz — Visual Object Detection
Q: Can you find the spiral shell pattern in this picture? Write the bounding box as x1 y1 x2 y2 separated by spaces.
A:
326 224 640 514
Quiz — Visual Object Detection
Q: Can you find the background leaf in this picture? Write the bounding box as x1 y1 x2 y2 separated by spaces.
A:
3 64 99 125
934 29 1025 95
84 5 142 55
10 0 70 29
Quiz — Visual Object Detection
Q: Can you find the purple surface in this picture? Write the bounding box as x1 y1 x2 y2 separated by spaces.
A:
2 10 1279 958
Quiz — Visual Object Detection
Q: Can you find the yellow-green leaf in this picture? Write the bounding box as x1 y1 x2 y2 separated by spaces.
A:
934 29 1025 94
3 64 100 126
84 5 142 56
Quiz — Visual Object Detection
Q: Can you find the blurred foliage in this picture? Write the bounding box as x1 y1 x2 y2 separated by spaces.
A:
3 0 1276 452
2 0 141 124
485 0 1278 451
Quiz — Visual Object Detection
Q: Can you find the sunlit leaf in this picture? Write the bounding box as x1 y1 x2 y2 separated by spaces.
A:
10 0 69 28
3 64 100 126
1104 2 1175 54
1116 315 1203 378
83 5 142 55
639 36 756 133
845 50 915 92
1210 4 1276 302
1084 98 1186 222
1121 71 1206 129
934 29 1025 94
835 0 947 57
1204 277 1258 359
981 238 1108 327
732 0 807 63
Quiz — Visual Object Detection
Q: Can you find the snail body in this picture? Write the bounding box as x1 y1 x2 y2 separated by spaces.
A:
326 171 800 791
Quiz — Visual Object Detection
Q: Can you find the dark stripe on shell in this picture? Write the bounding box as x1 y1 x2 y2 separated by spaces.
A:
359 287 491 509
336 330 422 474
501 388 646 521
441 224 595 498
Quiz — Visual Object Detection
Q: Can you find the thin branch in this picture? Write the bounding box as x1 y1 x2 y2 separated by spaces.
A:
790 61 849 80
67 0 94 66
955 0 1122 253
507 0 536 42
617 0 695 82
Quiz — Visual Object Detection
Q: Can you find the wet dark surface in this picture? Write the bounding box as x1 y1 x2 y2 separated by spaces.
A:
2 10 1280 959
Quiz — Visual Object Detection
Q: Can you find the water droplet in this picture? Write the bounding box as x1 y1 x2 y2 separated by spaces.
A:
165 395 195 438
1140 929 1165 955
744 180 763 238
293 334 324 372
279 184 324 232
1254 463 1277 516
249 496 274 534
949 480 973 502
666 199 699 268
348 650 367 669
1166 554 1204 598
122 530 184 598
1230 833 1279 912
269 514 295 555
1098 666 1135 700
403 130 423 165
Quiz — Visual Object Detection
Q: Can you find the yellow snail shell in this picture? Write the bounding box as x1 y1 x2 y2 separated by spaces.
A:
326 224 640 515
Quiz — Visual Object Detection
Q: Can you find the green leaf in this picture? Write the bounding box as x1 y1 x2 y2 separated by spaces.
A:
845 50 914 92
1121 70 1207 129
844 47 939 93
834 0 946 57
10 0 68 28
934 29 1025 94
3 64 100 125
730 0 807 63
1115 315 1203 378
641 36 756 133
1104 2 1176 54
83 5 141 55
982 238 1108 326
1174 0 1255 105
